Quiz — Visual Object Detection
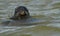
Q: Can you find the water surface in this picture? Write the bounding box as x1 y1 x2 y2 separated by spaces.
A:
0 0 60 36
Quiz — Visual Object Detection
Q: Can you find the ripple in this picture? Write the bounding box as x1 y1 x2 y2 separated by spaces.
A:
0 0 60 36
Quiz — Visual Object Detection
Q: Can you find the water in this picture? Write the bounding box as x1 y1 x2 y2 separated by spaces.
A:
0 0 60 36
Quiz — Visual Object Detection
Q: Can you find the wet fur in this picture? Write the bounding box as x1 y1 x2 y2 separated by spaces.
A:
10 6 30 20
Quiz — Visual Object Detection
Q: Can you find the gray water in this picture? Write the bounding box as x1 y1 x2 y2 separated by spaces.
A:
0 0 60 36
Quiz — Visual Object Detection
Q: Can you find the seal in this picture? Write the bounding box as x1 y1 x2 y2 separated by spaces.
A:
1 6 32 26
1 6 46 26
10 6 30 20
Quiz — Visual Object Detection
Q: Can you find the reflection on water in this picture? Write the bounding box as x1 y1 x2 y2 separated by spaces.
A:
0 0 60 36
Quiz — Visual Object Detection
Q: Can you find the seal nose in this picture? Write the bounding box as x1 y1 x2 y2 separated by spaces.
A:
20 11 25 15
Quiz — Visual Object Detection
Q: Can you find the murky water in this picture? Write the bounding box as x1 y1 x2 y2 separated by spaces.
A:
0 0 60 36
